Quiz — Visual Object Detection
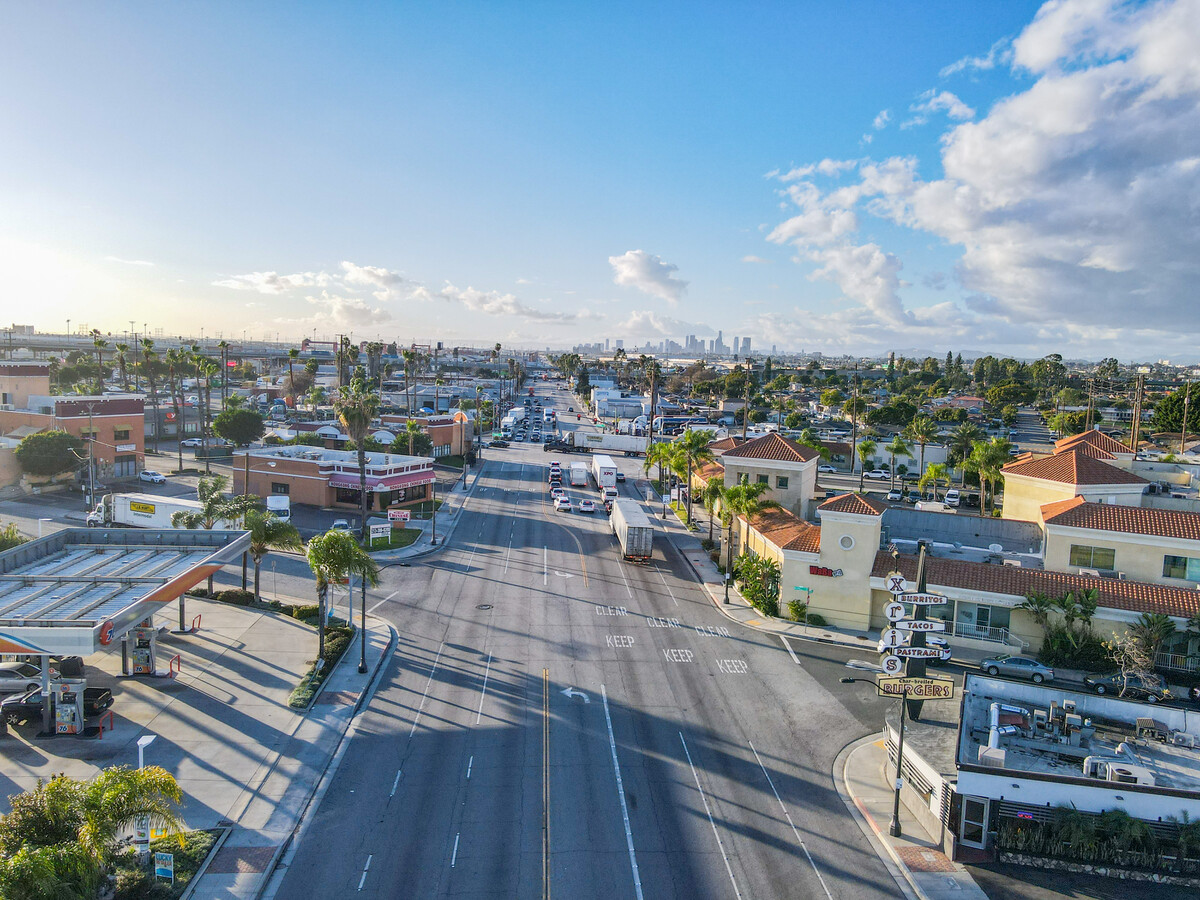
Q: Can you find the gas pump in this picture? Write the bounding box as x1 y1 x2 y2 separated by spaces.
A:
129 622 158 676
54 678 86 735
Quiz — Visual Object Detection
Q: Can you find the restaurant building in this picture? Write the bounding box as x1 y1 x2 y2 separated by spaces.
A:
233 446 435 511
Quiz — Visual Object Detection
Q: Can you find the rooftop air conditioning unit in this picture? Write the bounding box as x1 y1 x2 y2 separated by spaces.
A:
1003 558 1022 567
0 403 13 410
1078 568 1101 577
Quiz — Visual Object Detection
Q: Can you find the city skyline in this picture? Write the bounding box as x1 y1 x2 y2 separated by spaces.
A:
3 2 1198 359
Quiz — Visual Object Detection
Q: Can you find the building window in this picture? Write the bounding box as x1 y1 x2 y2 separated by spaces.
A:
776 476 789 489
757 474 769 485
1163 555 1200 580
838 534 854 550
113 428 130 441
1068 544 1115 570
113 455 137 478
271 482 290 495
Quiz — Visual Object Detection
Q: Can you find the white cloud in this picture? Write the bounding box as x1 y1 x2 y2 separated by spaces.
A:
340 261 406 300
741 255 770 264
429 283 580 322
608 249 688 304
105 256 154 267
212 271 330 294
902 90 975 128
766 0 1200 356
873 109 891 130
618 310 712 338
940 36 1012 77
272 291 393 330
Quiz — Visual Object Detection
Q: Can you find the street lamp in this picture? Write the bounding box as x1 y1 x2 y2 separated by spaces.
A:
841 676 909 837
358 572 368 674
135 734 157 860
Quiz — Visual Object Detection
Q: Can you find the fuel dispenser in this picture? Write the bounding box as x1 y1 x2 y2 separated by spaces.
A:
54 679 86 735
129 622 158 676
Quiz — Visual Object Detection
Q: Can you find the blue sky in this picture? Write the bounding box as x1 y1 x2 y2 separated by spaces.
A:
2 1 1197 360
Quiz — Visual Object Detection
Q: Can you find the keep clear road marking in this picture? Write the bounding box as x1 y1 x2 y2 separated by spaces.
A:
601 685 644 900
749 740 834 900
655 566 679 606
409 642 445 738
780 635 801 665
357 854 372 892
475 653 493 724
679 732 743 899
368 590 400 614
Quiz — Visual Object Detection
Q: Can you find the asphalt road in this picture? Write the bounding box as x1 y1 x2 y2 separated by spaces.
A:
270 386 905 900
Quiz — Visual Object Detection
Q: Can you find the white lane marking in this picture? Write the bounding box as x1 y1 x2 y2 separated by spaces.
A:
467 755 473 779
450 832 460 867
475 653 493 724
749 740 834 900
601 684 644 900
679 731 743 899
544 545 548 585
656 567 679 606
504 533 513 573
390 769 402 797
780 635 800 665
617 560 633 599
368 590 400 614
357 854 372 891
465 539 479 569
409 642 446 737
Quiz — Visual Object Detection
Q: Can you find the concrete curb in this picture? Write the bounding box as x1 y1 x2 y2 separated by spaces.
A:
178 826 233 900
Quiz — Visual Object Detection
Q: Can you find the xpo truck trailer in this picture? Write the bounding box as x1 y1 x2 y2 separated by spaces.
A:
568 462 589 487
591 454 618 490
87 493 242 529
611 499 653 562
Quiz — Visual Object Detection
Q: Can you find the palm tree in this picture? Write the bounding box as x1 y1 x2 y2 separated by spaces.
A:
165 348 184 474
306 528 380 659
1019 592 1055 630
949 422 984 485
334 375 381 541
91 330 107 393
434 376 444 414
141 340 159 448
701 475 724 544
1130 612 1177 662
674 429 715 524
244 509 303 603
884 435 910 489
287 348 300 409
718 480 778 573
172 474 257 600
968 437 1012 515
644 440 676 498
404 419 423 455
906 415 939 477
217 339 230 408
856 438 877 491
919 462 950 500
114 343 130 391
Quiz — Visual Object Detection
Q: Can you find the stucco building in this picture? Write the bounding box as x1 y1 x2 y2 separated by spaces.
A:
233 446 435 511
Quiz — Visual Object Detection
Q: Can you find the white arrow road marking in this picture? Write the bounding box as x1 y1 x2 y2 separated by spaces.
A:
561 686 590 703
554 571 576 578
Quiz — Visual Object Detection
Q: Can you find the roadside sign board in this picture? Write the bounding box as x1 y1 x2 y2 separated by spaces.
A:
896 619 946 633
884 601 906 622
154 852 174 883
880 654 904 675
388 509 411 522
876 676 955 700
886 574 908 595
896 592 947 606
369 523 390 543
892 645 952 660
879 628 904 649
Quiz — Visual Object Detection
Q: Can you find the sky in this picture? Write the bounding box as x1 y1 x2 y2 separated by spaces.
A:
1 1 1198 361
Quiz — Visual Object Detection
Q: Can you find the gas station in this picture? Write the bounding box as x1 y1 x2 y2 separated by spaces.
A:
0 527 251 737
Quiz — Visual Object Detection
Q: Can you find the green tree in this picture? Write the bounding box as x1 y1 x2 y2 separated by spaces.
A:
919 462 950 500
244 509 303 604
213 408 266 447
967 437 1012 515
948 422 984 483
0 522 28 551
856 439 877 491
718 480 778 571
819 388 844 410
884 435 911 489
1019 592 1055 630
403 420 423 455
335 375 381 540
734 553 781 617
172 474 257 597
1151 384 1200 434
701 475 724 544
865 401 917 427
905 415 939 477
673 429 715 525
305 528 379 659
14 431 84 477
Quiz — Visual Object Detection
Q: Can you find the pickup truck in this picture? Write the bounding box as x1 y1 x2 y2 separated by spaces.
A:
1 687 114 725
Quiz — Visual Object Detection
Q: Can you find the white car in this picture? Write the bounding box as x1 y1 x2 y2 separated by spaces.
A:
554 496 572 512
864 470 890 481
944 489 961 507
817 464 837 474
886 488 902 502
138 471 166 484
331 519 352 532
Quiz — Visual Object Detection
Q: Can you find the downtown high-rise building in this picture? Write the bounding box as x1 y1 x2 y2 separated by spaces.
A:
741 337 751 356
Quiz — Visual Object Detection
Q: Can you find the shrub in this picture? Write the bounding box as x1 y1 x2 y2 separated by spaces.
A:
787 599 807 622
1037 624 1113 670
806 613 827 627
114 867 172 900
213 589 255 606
700 538 715 551
291 604 320 620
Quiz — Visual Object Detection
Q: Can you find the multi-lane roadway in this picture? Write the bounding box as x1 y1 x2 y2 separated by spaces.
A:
269 384 904 900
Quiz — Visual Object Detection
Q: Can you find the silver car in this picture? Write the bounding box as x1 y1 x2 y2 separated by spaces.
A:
0 662 51 695
980 654 1054 683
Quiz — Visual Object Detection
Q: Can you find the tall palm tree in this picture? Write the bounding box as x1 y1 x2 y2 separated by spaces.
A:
949 422 985 484
287 348 300 409
719 479 778 572
141 340 159 448
644 440 676 498
968 437 1012 515
674 429 715 524
1019 592 1055 630
906 415 939 477
91 330 107 393
702 475 724 543
197 358 218 474
404 419 423 455
434 376 444 414
165 348 185 474
306 528 379 658
244 509 303 603
919 462 950 500
335 375 381 540
856 438 877 491
884 435 911 489
217 339 230 408
114 343 130 391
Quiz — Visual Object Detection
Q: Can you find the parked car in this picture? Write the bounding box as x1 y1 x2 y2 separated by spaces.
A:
886 489 902 502
1 686 113 725
554 496 572 512
864 470 890 481
578 499 596 513
1083 672 1172 702
0 662 53 695
980 655 1055 683
489 440 509 448
138 471 166 484
905 490 922 504
330 519 352 532
817 464 837 474
944 489 961 508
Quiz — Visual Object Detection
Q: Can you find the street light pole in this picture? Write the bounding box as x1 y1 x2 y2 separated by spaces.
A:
358 572 368 674
840 677 910 838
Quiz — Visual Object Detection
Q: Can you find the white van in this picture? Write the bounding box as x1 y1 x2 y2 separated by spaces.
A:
944 489 961 508
602 487 619 503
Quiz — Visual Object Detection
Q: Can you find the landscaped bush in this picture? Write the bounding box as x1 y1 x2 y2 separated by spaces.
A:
806 613 827 627
1037 623 1113 670
112 829 216 899
734 553 781 618
291 604 320 621
212 589 255 606
288 624 356 709
700 538 715 551
787 599 807 622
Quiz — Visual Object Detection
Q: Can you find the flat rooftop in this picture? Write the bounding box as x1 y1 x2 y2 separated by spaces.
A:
960 675 1200 795
244 445 429 467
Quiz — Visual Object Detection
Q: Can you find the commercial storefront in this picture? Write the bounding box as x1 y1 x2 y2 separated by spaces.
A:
234 446 435 511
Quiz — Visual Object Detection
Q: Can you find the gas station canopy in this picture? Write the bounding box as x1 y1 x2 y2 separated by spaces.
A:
0 528 251 658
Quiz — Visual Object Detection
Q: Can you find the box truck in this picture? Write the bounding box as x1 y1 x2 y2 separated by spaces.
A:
611 499 653 562
569 462 589 487
266 495 292 522
591 454 618 490
87 493 242 529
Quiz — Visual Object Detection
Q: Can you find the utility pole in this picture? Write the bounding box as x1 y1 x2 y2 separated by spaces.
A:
86 404 96 511
1084 378 1095 431
1129 374 1144 455
741 376 751 441
850 364 860 476
1181 381 1191 455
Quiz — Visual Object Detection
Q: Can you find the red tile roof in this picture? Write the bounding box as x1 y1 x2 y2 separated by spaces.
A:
708 436 747 455
745 507 821 553
871 551 1200 619
721 432 820 463
1041 498 1200 542
1055 430 1133 456
695 460 725 482
1001 449 1147 486
819 493 888 517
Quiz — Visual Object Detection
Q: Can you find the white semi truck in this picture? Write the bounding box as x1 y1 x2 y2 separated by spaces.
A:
86 493 242 529
560 431 648 456
591 454 617 490
611 499 654 562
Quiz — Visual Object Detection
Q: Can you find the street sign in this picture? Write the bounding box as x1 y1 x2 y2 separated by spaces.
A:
892 645 952 660
369 523 390 542
896 619 946 633
879 628 904 649
884 601 906 622
896 591 947 606
886 573 908 595
876 676 955 700
388 509 411 522
880 654 904 675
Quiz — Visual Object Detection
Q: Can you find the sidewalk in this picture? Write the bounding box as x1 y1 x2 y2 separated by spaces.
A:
839 737 988 900
368 463 480 562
